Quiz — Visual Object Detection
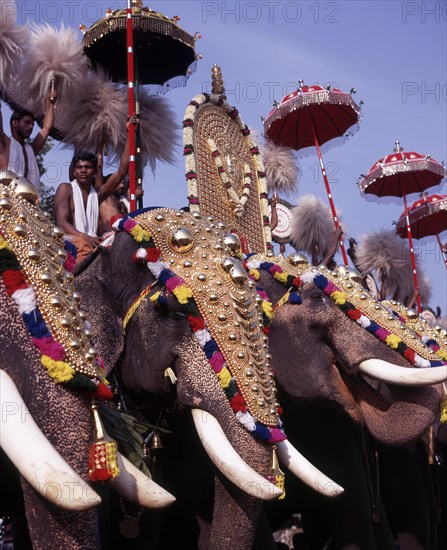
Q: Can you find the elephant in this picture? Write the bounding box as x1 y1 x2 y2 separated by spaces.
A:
245 252 447 549
0 177 178 549
72 207 348 549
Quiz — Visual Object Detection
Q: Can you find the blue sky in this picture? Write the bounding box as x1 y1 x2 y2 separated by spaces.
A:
9 0 447 313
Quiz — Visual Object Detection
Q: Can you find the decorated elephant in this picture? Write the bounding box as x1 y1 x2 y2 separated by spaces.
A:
0 176 180 549
245 252 447 549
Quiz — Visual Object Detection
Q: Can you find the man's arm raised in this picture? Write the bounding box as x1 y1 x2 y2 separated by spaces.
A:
98 115 138 202
32 87 57 155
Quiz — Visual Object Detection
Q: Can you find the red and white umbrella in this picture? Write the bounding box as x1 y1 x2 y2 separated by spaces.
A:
396 193 447 268
264 82 362 266
359 142 446 311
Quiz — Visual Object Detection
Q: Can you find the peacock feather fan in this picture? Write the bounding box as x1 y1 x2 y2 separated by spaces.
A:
290 194 343 261
262 139 299 197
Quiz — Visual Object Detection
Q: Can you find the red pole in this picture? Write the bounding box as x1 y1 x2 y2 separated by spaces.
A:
126 0 137 212
403 193 422 312
311 124 349 266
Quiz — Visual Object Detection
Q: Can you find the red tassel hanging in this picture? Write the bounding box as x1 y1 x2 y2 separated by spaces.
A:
94 381 114 401
88 404 120 481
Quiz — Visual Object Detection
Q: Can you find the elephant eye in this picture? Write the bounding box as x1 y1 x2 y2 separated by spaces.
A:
310 291 327 302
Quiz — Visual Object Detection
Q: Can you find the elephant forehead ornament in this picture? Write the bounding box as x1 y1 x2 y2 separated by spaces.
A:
248 252 447 367
121 208 281 429
0 179 105 379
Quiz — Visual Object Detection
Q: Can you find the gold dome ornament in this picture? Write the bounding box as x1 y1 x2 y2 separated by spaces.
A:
11 176 40 205
0 169 17 186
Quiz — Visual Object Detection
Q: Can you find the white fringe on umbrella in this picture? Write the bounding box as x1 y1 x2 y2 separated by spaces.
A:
20 23 87 108
57 67 127 156
355 230 432 305
120 89 179 171
289 194 344 260
262 139 299 197
0 0 29 88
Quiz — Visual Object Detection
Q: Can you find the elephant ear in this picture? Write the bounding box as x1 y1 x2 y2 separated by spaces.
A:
75 248 124 375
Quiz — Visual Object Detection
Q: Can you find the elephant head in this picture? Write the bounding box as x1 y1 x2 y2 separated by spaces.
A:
74 208 342 549
0 179 174 549
246 253 446 446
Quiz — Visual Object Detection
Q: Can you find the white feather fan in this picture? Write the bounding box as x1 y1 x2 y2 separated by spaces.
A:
57 67 127 156
122 88 179 171
0 0 29 88
355 230 432 305
20 23 87 107
262 139 299 196
289 194 343 261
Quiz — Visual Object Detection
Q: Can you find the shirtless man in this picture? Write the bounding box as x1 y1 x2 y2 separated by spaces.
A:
0 88 56 190
53 115 137 261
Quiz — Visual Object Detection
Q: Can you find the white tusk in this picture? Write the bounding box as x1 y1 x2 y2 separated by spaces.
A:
111 453 176 509
276 439 344 498
191 409 282 501
0 369 101 511
359 359 447 386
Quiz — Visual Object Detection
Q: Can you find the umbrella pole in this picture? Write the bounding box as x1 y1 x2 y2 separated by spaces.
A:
403 193 422 312
311 124 349 266
435 233 447 268
126 0 137 212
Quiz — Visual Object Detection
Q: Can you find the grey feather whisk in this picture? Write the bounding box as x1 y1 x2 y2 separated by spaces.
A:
20 23 87 110
0 0 29 89
290 194 344 263
355 230 431 305
262 139 299 197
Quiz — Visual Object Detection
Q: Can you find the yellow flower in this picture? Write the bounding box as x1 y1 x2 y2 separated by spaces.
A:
130 225 151 243
0 236 12 250
249 268 260 280
217 366 231 388
173 285 193 304
262 300 273 319
331 291 347 305
436 350 447 361
274 272 289 284
385 334 401 349
41 356 75 383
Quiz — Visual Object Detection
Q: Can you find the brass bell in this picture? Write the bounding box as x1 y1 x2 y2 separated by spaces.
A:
150 432 163 450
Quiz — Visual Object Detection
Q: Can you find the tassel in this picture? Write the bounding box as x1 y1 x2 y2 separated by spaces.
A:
267 445 285 500
440 383 447 424
88 403 120 481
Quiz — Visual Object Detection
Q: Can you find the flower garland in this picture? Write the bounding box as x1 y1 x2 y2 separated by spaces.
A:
113 214 286 444
244 256 302 330
300 271 447 369
0 232 112 400
182 93 272 248
207 138 252 217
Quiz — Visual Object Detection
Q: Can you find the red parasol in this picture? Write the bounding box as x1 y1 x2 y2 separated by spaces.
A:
396 193 447 268
359 142 446 311
263 81 362 266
